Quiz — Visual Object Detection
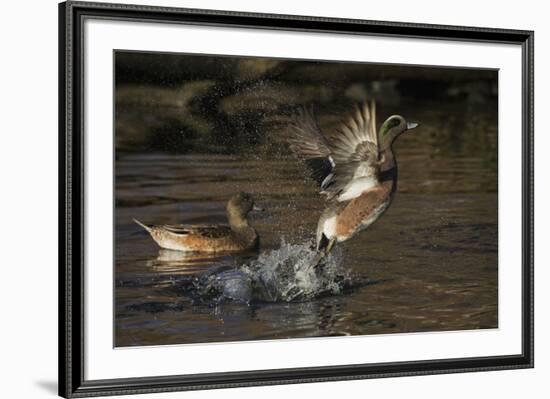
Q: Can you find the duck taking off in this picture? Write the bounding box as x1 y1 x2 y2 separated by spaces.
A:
134 192 263 252
287 101 419 255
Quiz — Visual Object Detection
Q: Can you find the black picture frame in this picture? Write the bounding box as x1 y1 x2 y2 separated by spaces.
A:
59 1 534 397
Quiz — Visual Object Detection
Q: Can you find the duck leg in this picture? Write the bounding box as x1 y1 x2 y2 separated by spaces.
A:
325 238 336 253
308 237 337 271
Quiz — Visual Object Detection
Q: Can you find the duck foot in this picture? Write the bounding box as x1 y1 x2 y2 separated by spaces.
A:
308 238 336 271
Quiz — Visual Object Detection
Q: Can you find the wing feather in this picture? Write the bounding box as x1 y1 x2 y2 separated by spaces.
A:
286 106 331 160
287 102 381 202
321 102 381 201
161 224 232 239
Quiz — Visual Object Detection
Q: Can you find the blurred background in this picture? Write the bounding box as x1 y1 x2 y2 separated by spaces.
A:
115 51 497 160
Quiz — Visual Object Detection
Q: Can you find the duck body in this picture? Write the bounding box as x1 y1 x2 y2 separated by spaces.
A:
287 101 417 250
134 193 261 253
317 177 395 245
134 221 259 252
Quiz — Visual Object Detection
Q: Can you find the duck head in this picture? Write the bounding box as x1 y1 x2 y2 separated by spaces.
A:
379 115 419 150
227 192 263 227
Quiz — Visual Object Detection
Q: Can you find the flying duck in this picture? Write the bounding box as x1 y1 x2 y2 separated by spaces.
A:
287 101 419 257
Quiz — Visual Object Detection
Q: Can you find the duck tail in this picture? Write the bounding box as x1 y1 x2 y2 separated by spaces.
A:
133 218 152 233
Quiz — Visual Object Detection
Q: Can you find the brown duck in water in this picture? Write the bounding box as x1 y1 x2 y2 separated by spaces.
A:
134 192 262 252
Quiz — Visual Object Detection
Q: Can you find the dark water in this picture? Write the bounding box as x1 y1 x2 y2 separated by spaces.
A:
115 108 498 346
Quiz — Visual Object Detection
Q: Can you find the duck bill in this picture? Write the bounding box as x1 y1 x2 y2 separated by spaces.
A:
252 205 265 212
406 121 419 130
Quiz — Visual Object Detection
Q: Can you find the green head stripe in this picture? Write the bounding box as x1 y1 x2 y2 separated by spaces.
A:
380 117 401 138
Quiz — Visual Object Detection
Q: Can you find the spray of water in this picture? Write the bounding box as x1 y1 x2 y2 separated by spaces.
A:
193 239 352 304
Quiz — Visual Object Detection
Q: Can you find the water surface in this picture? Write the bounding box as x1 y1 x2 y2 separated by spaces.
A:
115 120 498 346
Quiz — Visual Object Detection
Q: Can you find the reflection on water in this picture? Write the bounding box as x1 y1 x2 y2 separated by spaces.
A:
146 249 231 274
115 101 498 346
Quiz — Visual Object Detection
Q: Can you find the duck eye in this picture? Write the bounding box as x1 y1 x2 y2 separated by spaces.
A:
390 118 400 128
380 117 402 137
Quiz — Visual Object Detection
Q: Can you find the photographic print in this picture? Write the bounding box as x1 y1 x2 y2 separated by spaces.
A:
114 50 498 347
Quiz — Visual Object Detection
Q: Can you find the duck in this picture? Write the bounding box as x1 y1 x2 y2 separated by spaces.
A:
133 192 263 252
287 100 419 258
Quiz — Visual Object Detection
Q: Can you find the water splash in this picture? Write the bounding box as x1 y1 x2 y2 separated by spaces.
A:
188 240 352 304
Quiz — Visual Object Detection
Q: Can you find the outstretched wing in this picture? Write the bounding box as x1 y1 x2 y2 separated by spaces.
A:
161 224 232 239
321 101 381 201
286 107 335 185
286 106 331 160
